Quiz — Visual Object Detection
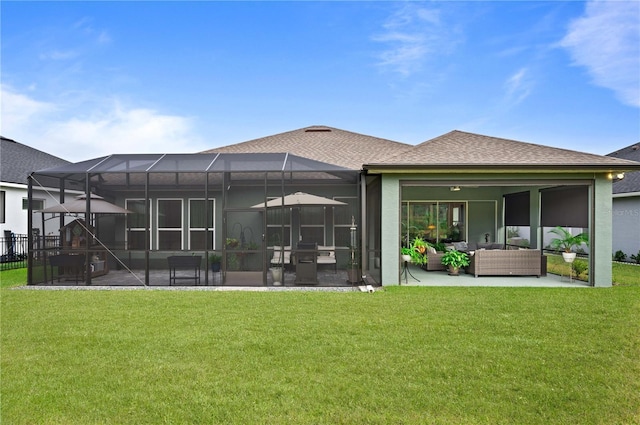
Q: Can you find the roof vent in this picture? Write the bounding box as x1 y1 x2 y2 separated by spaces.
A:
304 126 332 133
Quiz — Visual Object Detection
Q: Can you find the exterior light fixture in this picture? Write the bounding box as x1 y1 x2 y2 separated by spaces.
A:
607 172 625 181
450 186 461 192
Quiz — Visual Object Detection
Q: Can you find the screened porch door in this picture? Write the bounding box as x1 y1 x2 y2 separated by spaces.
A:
223 209 265 286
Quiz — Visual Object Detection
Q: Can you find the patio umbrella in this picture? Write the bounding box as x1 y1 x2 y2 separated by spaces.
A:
39 194 131 214
251 192 347 208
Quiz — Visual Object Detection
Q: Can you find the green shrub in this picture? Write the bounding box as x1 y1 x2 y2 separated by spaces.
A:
572 259 588 277
613 250 627 262
631 251 640 264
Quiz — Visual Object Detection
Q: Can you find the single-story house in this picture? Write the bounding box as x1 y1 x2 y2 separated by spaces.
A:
1 136 71 235
27 126 640 287
607 143 640 259
1 136 71 267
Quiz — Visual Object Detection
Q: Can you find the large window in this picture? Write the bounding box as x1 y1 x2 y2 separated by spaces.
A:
266 205 291 247
189 199 214 250
300 206 325 245
126 199 150 250
334 197 358 247
157 199 182 250
402 201 466 244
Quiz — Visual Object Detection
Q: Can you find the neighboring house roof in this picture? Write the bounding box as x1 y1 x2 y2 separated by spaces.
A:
201 125 412 170
607 143 640 194
1 136 70 185
365 130 640 172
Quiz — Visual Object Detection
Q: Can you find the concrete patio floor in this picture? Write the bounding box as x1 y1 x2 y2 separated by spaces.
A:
30 263 590 288
400 264 590 287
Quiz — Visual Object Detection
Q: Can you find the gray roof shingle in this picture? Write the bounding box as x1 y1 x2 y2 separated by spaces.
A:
202 125 412 170
368 130 640 170
1 136 70 185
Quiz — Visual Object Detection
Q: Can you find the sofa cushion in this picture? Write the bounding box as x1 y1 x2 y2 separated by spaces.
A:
452 241 468 251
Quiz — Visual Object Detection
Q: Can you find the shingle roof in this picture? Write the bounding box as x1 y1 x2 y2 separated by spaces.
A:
607 143 640 194
1 136 70 185
367 130 640 170
201 125 412 170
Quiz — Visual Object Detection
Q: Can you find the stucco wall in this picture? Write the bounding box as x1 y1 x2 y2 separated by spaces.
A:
612 195 640 258
592 177 613 287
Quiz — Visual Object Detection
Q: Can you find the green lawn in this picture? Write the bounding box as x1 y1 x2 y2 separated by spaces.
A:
2 269 639 424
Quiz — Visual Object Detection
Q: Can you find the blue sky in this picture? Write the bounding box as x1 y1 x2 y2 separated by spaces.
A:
2 1 639 162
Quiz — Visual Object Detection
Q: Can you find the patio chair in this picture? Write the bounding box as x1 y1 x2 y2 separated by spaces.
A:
270 246 292 269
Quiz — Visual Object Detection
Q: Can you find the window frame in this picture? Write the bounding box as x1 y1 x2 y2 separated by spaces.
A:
333 196 358 247
156 198 183 250
188 198 215 250
125 198 151 250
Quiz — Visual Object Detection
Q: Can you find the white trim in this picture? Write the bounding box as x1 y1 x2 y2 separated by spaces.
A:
613 191 640 198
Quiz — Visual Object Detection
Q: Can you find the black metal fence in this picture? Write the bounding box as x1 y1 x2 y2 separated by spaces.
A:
1 232 28 270
1 232 61 271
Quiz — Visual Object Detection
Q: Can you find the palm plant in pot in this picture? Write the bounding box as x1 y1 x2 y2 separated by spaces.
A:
548 226 589 263
440 249 470 276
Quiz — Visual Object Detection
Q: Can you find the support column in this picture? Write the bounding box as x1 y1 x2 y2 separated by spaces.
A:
592 177 613 287
380 175 401 286
529 189 540 249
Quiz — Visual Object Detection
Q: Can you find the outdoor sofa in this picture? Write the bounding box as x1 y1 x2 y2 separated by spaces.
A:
421 242 503 272
467 249 543 278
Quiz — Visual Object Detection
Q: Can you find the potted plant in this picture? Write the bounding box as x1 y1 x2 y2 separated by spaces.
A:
400 247 413 263
208 253 222 272
269 264 283 286
548 226 589 263
440 249 470 276
400 237 428 266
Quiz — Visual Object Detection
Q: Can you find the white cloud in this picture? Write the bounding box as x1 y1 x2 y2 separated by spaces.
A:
504 67 533 105
1 85 205 162
1 85 56 127
373 4 459 77
560 0 640 107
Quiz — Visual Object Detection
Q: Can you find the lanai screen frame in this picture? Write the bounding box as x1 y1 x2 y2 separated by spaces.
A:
27 153 360 286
